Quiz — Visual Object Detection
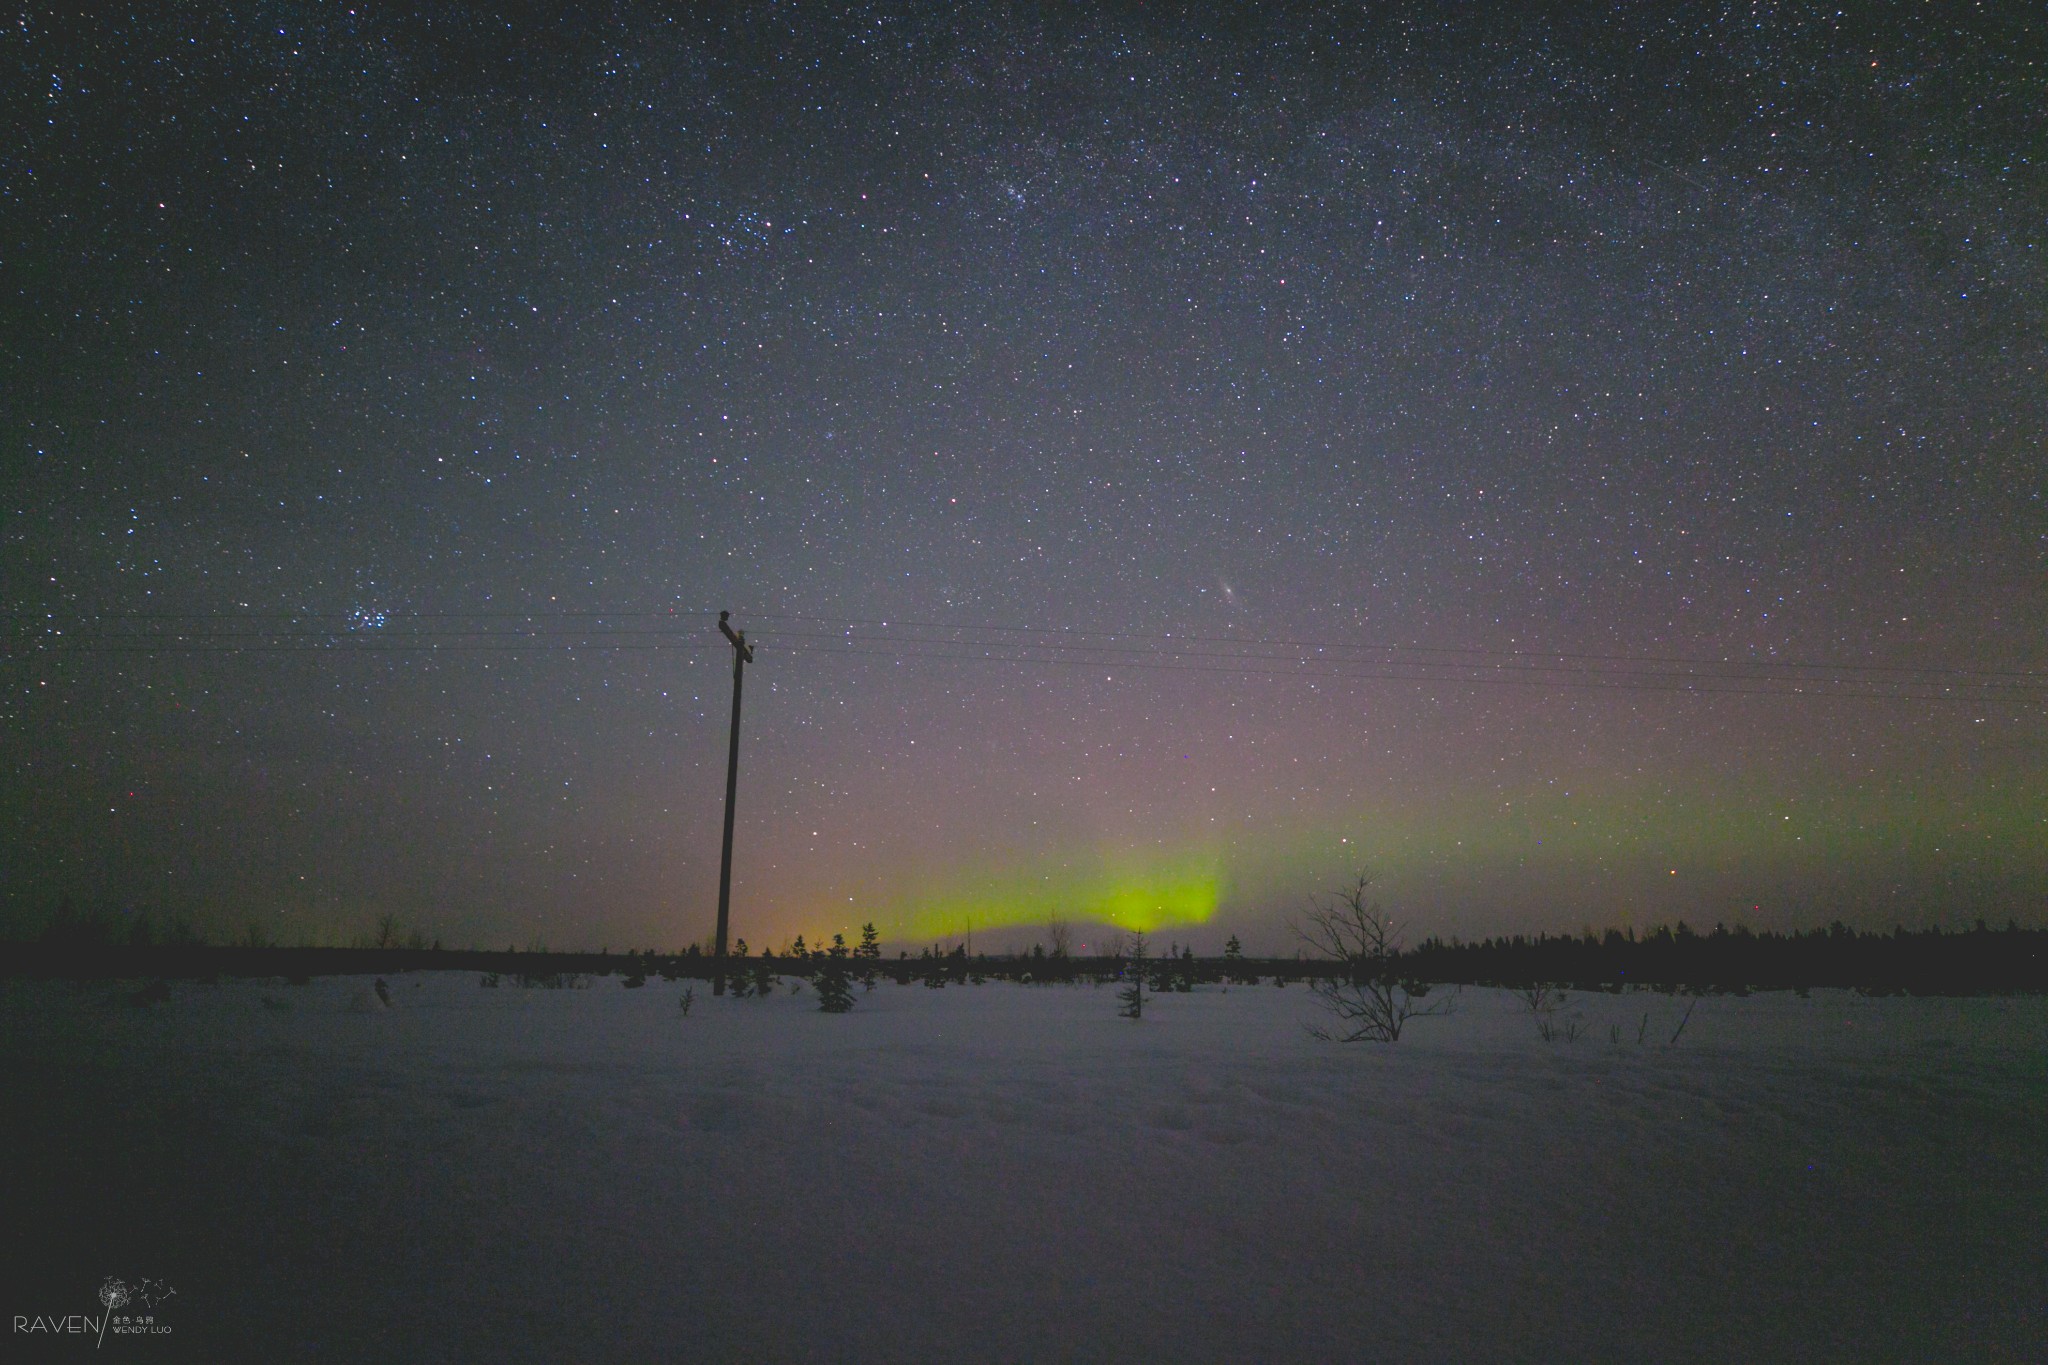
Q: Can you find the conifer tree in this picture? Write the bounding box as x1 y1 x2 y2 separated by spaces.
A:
1118 932 1148 1019
1146 941 1174 994
855 921 882 989
1224 934 1244 984
814 951 855 1013
727 938 754 997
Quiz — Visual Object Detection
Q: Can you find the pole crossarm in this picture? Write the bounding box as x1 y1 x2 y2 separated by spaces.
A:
718 611 755 663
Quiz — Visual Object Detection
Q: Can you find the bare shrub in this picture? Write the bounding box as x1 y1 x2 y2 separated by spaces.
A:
1668 995 1698 1045
1518 983 1584 1042
1294 873 1453 1042
1046 915 1073 960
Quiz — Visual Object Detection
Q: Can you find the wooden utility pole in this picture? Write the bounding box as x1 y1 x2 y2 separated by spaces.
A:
713 610 754 996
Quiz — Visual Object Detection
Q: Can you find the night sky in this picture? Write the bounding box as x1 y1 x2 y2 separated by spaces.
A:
5 2 2043 953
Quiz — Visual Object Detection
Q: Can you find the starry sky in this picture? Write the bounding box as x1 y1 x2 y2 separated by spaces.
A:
4 2 2043 953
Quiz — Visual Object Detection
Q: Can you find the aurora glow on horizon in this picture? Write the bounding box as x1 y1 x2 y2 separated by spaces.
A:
4 4 2043 953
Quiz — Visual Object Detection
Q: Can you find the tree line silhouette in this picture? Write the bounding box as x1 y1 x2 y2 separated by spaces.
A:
1404 919 2047 996
5 901 2044 995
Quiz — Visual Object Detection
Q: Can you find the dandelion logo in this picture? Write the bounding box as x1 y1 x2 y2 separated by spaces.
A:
95 1279 129 1348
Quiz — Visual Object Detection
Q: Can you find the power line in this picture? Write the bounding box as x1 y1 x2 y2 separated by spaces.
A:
0 609 721 620
14 641 2033 702
715 627 2048 689
765 642 2033 702
7 611 2042 701
8 606 2037 680
742 611 2048 681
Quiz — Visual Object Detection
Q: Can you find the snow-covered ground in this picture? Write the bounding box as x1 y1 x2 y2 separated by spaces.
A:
3 972 2043 1362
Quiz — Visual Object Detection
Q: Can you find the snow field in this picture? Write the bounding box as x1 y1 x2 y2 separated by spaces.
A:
2 973 2043 1362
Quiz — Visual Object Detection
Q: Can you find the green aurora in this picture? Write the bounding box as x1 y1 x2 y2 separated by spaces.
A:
890 849 1225 942
859 774 2045 947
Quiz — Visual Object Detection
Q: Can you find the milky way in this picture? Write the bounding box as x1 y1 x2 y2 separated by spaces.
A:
4 4 2042 951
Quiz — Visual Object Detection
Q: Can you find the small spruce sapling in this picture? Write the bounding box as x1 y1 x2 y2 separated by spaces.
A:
728 938 754 997
856 921 882 990
1118 932 1148 1020
814 940 855 1013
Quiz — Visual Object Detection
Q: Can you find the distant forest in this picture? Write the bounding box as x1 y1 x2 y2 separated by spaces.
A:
1403 920 2047 996
4 908 2045 995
